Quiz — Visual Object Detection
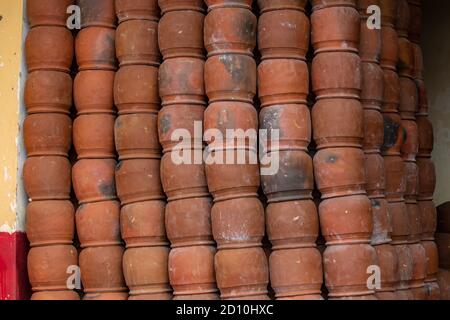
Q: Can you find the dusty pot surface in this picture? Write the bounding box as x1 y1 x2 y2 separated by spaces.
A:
406 203 421 244
211 197 265 249
31 291 80 301
27 0 74 27
24 113 72 157
116 20 160 67
77 0 116 28
26 26 74 73
360 62 384 110
76 200 122 248
404 161 419 199
359 17 381 63
370 195 392 243
24 156 71 201
25 70 73 115
72 158 117 204
365 153 386 196
417 158 436 200
73 114 116 159
363 109 384 153
158 0 205 14
375 244 399 293
26 200 75 247
409 243 427 298
115 159 164 205
75 27 116 71
74 70 115 115
115 65 160 114
159 10 205 59
399 77 418 119
384 155 406 200
115 113 161 160
258 0 307 13
416 115 434 157
115 0 159 23
121 200 167 248
420 200 437 241
389 201 409 244
422 241 439 282
380 26 399 70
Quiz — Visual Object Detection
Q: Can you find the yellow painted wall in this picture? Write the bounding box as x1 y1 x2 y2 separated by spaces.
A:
0 0 25 232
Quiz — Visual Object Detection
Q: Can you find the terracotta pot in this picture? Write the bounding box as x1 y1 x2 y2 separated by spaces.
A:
205 149 260 201
24 113 72 157
116 20 160 67
114 65 160 115
395 244 413 293
115 0 159 23
319 195 373 245
205 54 256 103
73 114 116 159
26 26 74 73
159 10 205 59
75 27 116 71
375 244 398 295
77 0 116 28
31 291 80 301
158 104 205 153
363 110 384 153
267 200 319 250
26 200 75 247
323 244 378 298
25 70 73 115
400 120 418 161
205 0 253 10
28 245 78 291
437 202 450 233
384 155 406 200
123 247 171 298
381 68 400 113
404 161 419 199
312 98 364 149
261 150 314 202
80 246 127 293
27 0 74 27
74 70 115 115
159 58 206 106
389 201 410 244
396 0 410 37
311 0 356 11
311 52 361 99
72 159 117 204
379 0 397 27
258 9 309 60
407 202 422 243
382 113 404 156
416 115 434 157
311 6 360 54
24 156 71 201
270 248 323 299
420 200 437 240
399 77 418 119
359 17 381 63
128 293 172 300
313 147 366 199
83 292 129 300
121 201 167 248
258 59 309 107
212 197 265 249
76 201 121 248
169 246 218 298
215 248 269 300
398 39 414 78
408 0 421 44
410 243 427 298
115 159 164 205
422 241 439 282
436 233 450 269
258 0 307 13
417 158 436 199
380 26 398 70
115 113 161 160
360 62 384 111
365 153 385 196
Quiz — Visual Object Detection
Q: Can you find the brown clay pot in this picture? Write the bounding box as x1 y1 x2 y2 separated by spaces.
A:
363 110 384 154
417 158 436 199
123 247 171 298
375 244 398 295
382 113 404 156
420 200 437 240
115 159 164 205
74 70 115 115
114 65 160 115
26 26 74 73
312 98 364 149
31 291 80 301
360 62 384 111
115 0 159 23
212 197 265 249
121 200 167 248
379 0 397 27
270 248 323 299
380 26 398 70
359 16 381 63
384 155 406 200
410 243 427 299
215 248 269 300
323 244 378 298
404 161 419 199
422 241 439 282
407 202 422 243
311 0 356 11
396 0 410 37
401 122 418 162
159 0 205 14
116 20 160 67
77 0 116 28
370 198 392 245
258 59 309 107
159 58 206 106
407 0 421 44
399 77 418 119
27 0 74 27
258 0 308 13
258 9 309 60
24 113 72 157
267 200 319 250
28 245 78 291
416 79 428 114
416 115 434 157
75 27 116 71
436 233 450 269
115 113 161 160
159 10 205 59
389 201 410 244
397 38 413 78
311 52 361 99
319 195 373 245
313 147 366 199
365 153 386 196
76 201 121 248
169 246 218 298
72 159 117 204
381 68 400 112
25 70 73 115
24 156 71 201
80 246 127 293
83 292 129 300
205 0 253 10
73 114 116 159
26 200 75 247
311 6 360 54
437 202 450 234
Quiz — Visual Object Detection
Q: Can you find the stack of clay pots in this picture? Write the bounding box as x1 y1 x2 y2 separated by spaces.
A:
311 0 378 300
24 0 78 301
114 0 171 300
72 0 127 300
357 0 397 300
203 0 270 299
257 0 323 300
158 0 219 300
437 203 450 299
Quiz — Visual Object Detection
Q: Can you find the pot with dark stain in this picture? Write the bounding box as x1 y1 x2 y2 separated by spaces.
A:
370 198 392 245
75 27 116 71
77 0 116 28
